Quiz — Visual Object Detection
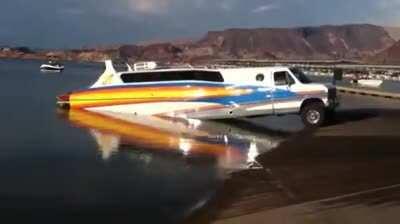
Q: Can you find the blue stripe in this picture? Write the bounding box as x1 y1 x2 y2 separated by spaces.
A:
198 91 269 105
197 88 298 106
272 89 297 100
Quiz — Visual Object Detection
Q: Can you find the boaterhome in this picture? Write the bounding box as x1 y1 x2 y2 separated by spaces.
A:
57 61 339 128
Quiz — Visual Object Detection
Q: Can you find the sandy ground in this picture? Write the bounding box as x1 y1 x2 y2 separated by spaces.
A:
189 93 400 224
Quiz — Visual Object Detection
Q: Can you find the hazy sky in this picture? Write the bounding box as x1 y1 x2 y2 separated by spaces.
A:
1 0 400 48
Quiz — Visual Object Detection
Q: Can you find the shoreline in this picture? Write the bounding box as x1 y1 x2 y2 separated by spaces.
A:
0 47 117 63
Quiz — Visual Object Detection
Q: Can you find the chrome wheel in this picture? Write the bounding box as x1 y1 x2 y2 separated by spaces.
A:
301 102 325 128
306 110 321 125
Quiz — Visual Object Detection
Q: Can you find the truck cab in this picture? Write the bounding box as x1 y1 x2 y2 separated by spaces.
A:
271 67 338 127
219 66 339 127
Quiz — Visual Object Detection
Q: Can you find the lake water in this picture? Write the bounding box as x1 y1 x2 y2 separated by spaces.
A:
0 59 294 223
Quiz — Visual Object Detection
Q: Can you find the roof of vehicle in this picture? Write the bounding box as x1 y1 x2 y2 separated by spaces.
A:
117 66 291 76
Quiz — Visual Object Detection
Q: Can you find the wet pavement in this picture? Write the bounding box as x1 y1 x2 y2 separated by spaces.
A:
203 93 400 224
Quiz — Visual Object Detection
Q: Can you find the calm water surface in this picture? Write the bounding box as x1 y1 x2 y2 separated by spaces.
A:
0 59 289 223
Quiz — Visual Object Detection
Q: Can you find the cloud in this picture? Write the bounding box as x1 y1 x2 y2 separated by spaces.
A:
219 0 236 11
128 0 174 14
377 0 400 9
252 3 279 13
7 0 400 48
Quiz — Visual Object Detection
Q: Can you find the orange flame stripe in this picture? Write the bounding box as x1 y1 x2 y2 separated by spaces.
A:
69 86 252 108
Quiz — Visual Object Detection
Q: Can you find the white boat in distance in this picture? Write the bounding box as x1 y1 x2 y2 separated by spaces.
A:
40 60 64 72
352 79 383 88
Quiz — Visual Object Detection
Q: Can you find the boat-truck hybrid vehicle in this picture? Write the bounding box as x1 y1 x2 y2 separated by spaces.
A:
57 61 341 128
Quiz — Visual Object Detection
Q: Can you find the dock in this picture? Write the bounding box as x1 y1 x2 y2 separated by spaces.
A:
337 86 400 100
214 59 400 81
214 59 400 71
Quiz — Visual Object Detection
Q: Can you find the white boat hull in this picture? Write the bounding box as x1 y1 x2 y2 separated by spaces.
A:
357 79 383 88
40 64 64 71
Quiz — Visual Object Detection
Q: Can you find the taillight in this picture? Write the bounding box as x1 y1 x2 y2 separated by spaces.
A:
57 93 70 102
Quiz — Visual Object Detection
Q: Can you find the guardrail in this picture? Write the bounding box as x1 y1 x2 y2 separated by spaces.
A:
337 86 400 100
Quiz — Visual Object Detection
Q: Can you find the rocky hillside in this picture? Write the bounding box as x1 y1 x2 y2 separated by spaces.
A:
384 26 400 41
118 24 395 63
0 47 118 62
1 24 398 63
197 24 394 60
372 40 400 64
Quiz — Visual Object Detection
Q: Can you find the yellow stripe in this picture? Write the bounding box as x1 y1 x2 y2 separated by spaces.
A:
69 86 252 108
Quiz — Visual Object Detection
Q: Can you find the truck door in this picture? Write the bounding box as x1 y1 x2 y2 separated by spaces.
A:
250 73 274 115
272 71 300 114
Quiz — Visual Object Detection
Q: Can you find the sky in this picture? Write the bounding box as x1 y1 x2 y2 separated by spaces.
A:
1 0 400 49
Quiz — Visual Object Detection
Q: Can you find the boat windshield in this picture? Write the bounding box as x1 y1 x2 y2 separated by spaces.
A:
48 60 62 66
289 68 312 84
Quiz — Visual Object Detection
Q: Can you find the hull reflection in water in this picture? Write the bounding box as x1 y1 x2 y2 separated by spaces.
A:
62 109 288 172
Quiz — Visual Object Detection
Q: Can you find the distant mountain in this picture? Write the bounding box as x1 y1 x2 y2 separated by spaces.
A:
384 26 400 41
117 24 395 63
197 24 395 60
372 40 400 64
2 24 399 64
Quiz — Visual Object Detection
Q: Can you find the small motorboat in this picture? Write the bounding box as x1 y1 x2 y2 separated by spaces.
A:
40 60 64 72
351 79 383 88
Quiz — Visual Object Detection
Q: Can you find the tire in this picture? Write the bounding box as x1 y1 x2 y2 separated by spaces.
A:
301 102 325 128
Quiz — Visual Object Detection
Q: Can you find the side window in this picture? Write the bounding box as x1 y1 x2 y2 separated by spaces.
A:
121 71 224 83
192 71 224 82
287 73 295 85
274 72 288 86
274 71 295 86
256 74 265 82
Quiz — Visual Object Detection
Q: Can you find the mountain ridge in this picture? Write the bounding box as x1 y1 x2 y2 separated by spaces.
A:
1 24 399 64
